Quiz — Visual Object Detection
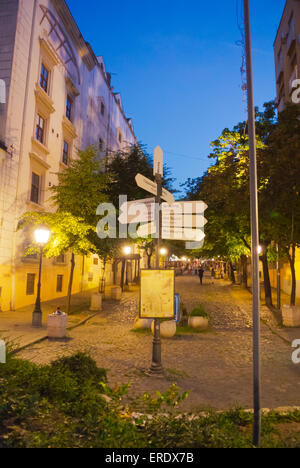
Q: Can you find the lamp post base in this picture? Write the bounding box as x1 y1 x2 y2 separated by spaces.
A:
147 363 165 378
147 319 164 377
32 311 42 328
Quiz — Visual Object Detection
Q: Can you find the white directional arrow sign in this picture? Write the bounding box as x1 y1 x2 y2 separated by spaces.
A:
153 146 163 177
119 198 155 224
137 221 206 242
135 174 175 205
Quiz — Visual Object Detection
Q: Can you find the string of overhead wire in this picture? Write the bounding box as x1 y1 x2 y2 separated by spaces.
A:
147 146 210 163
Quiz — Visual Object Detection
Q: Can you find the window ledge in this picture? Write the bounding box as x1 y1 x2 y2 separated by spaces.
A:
26 200 45 212
31 139 50 158
62 116 77 140
35 85 55 115
59 161 70 170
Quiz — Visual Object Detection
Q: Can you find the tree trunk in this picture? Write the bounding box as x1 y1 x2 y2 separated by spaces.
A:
66 253 75 315
261 244 273 307
287 245 296 307
147 253 152 269
241 255 248 288
99 260 106 293
120 259 126 291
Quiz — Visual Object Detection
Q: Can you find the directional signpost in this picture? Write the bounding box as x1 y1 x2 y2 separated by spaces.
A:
135 174 175 205
133 146 207 376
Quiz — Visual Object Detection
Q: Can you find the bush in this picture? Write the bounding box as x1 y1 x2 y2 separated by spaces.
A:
51 352 107 386
190 304 208 318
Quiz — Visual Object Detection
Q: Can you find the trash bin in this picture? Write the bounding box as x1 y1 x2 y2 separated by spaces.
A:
47 309 68 339
0 339 6 363
111 286 122 301
90 293 103 311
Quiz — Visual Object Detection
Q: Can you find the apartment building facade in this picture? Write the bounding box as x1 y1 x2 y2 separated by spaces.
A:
0 0 137 311
274 0 300 110
272 0 300 299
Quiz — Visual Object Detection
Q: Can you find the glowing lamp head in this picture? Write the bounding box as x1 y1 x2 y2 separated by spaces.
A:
258 245 262 255
123 246 132 256
160 248 168 256
34 228 51 245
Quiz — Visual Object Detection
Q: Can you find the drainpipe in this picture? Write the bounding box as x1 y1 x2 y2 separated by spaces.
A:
11 0 38 310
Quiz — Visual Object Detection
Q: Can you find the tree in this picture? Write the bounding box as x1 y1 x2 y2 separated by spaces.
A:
50 146 118 291
259 103 300 305
182 102 278 303
105 144 175 206
19 212 95 314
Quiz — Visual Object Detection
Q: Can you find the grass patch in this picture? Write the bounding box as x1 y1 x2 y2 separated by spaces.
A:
176 325 210 335
130 328 151 335
166 368 190 379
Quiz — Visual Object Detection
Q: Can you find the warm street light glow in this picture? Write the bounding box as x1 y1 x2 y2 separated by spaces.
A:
34 228 51 245
258 245 262 255
123 246 132 256
160 247 168 256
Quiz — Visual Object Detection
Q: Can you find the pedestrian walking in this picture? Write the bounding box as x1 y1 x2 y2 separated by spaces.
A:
198 266 204 285
211 267 215 284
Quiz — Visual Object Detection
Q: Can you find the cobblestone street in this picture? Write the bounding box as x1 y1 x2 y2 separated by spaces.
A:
18 275 300 411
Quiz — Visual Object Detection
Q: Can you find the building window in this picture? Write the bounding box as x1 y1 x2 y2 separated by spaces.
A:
118 132 122 143
66 95 73 121
30 172 40 204
26 273 35 295
56 254 65 263
93 258 99 265
99 138 104 152
40 64 49 93
56 275 63 293
62 141 69 165
36 114 45 144
101 102 105 116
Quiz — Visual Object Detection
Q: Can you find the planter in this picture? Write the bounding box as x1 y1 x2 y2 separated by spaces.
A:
111 286 122 301
134 317 153 330
47 313 68 339
282 305 300 328
188 316 209 330
90 293 103 311
151 320 177 338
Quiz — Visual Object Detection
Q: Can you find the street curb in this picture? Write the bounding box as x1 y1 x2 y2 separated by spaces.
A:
11 311 101 355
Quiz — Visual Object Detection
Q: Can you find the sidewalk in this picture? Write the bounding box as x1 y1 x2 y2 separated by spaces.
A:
0 286 139 352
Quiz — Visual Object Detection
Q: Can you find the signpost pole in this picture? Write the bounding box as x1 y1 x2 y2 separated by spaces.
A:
149 173 164 376
244 0 261 447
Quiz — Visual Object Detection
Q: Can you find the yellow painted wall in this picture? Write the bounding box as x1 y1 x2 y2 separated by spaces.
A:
269 248 300 299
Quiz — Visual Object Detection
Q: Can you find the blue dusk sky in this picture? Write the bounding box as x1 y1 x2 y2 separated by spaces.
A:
67 0 286 195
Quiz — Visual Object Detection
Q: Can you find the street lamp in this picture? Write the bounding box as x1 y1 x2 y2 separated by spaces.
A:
123 246 132 256
159 247 168 268
32 227 51 328
123 246 132 286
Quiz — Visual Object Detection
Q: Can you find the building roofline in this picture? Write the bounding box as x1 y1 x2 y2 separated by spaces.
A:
274 0 288 47
50 0 137 141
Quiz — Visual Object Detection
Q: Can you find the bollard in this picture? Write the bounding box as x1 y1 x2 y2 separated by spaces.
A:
0 339 6 363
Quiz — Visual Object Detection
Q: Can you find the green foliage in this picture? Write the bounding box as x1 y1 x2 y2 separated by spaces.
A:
51 146 110 224
141 384 189 413
19 211 95 258
50 353 107 386
190 304 208 318
1 354 300 448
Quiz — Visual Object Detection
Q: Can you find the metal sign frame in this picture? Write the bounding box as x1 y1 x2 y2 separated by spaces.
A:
139 269 175 320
